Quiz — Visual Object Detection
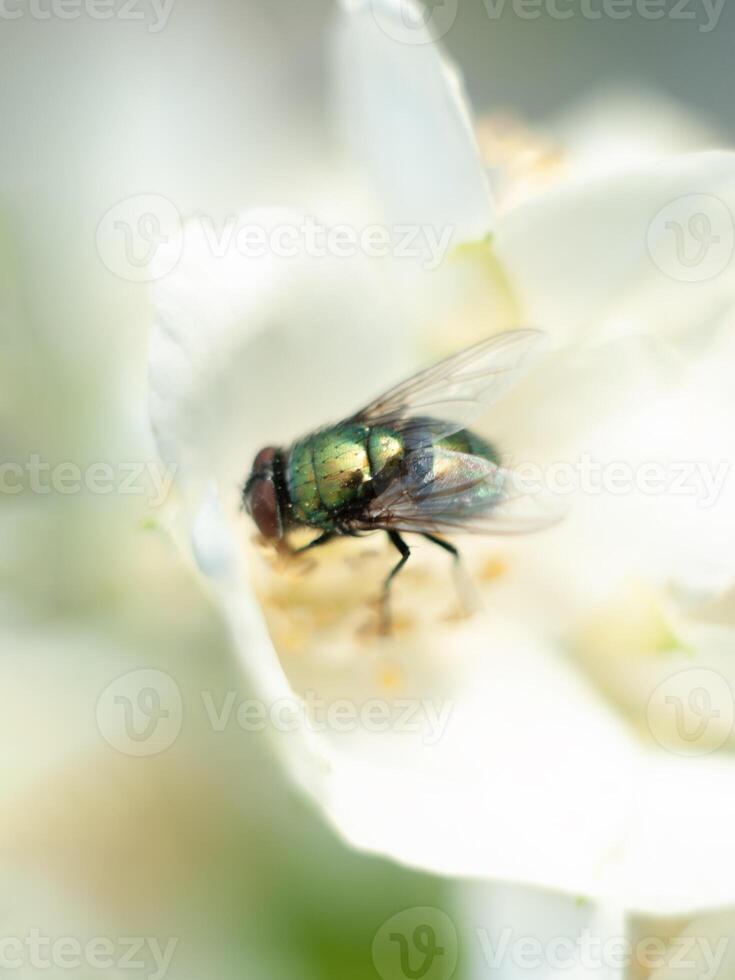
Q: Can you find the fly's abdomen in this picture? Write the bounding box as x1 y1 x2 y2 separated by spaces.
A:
434 429 503 512
436 429 499 464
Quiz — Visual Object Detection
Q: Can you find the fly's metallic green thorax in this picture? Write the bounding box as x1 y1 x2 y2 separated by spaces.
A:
283 421 499 533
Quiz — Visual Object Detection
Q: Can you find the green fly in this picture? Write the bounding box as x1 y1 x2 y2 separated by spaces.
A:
242 329 559 630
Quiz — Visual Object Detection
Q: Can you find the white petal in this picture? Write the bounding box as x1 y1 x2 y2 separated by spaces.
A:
333 0 494 241
461 884 628 980
463 882 735 979
498 151 735 351
312 617 735 913
315 616 638 897
553 88 723 179
620 753 735 913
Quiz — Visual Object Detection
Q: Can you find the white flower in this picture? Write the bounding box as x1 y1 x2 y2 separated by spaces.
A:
148 0 735 918
477 87 724 210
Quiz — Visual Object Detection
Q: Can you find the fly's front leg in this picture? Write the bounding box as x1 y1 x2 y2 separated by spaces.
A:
292 531 335 555
278 530 336 574
380 531 411 634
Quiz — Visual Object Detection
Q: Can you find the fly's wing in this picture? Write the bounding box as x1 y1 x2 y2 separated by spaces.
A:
349 328 547 440
350 447 563 536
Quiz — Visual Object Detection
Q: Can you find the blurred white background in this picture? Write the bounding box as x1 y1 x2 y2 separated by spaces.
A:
2 1 735 978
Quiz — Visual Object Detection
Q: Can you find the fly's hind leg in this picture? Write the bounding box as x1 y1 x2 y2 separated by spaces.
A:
379 531 411 635
422 533 459 561
422 533 480 618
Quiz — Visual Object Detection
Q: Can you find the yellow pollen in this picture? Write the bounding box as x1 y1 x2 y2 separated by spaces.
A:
478 556 507 581
378 664 403 692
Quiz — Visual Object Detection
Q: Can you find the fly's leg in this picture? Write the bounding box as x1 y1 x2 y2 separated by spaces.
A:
422 532 459 561
380 531 411 634
280 531 336 574
292 531 336 555
421 533 480 618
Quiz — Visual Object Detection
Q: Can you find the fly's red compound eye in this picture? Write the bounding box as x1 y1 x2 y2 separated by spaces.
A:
252 447 277 472
247 476 281 539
